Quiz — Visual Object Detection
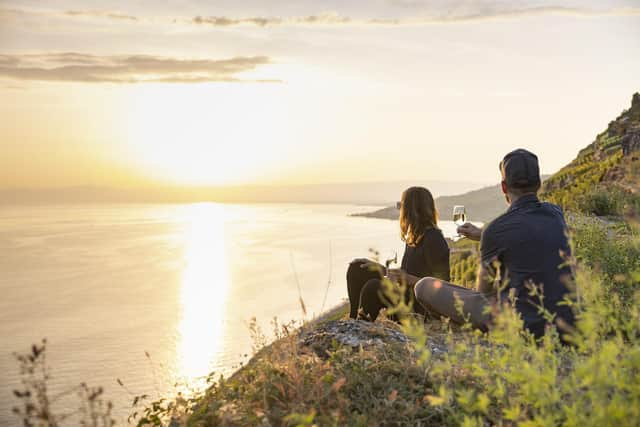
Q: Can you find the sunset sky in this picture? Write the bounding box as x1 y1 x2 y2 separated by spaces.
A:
1 0 639 191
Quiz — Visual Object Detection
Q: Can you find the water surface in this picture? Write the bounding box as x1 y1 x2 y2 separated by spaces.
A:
0 203 461 425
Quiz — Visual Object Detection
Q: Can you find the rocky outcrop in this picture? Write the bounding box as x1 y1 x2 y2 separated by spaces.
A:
622 128 640 156
299 319 448 359
542 92 640 204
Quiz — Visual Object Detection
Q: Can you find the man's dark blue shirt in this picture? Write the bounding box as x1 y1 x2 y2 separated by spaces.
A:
480 194 575 338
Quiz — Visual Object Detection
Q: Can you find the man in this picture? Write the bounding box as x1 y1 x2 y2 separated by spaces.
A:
409 149 575 340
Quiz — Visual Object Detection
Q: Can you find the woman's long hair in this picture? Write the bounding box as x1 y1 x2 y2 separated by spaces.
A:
399 187 438 247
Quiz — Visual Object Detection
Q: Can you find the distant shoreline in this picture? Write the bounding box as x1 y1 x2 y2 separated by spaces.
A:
350 205 399 220
351 177 550 223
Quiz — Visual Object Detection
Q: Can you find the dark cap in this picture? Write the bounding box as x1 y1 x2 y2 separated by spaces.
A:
499 149 541 189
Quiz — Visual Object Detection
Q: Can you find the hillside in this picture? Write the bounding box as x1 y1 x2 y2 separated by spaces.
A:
541 92 640 215
352 184 504 223
353 178 547 223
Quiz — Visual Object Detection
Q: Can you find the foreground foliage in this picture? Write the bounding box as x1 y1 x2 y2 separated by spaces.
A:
12 339 115 426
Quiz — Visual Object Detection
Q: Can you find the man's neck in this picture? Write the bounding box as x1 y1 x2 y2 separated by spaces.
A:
507 192 538 207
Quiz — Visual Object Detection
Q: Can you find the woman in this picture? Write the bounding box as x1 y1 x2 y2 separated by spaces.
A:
347 187 450 321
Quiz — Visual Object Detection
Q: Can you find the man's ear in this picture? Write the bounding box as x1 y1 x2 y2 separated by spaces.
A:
500 181 508 194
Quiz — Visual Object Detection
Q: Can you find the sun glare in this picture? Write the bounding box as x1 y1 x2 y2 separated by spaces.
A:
126 83 287 186
177 203 230 381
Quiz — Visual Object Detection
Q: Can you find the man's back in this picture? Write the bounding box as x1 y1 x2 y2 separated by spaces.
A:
481 194 575 337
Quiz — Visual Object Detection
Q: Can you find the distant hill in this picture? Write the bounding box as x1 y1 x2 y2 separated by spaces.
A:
353 176 550 223
541 92 640 215
352 184 503 223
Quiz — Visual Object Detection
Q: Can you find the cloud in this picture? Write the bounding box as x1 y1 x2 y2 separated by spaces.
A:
189 6 640 27
193 16 282 27
0 6 140 23
64 10 138 21
415 5 640 23
190 12 355 27
2 4 640 30
192 12 352 27
0 53 278 84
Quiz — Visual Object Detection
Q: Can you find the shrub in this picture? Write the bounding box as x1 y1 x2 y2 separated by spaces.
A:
568 215 640 301
449 240 479 289
578 188 625 216
12 340 115 427
404 269 640 427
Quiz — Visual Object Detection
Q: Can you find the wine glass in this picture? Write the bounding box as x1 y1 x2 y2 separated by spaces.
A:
385 252 398 277
452 205 467 241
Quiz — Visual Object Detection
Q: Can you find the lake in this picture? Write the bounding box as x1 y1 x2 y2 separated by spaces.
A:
0 203 463 425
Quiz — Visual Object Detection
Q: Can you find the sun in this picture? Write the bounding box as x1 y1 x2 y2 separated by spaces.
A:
125 83 287 186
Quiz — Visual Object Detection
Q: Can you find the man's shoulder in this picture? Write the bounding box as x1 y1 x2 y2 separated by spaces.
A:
485 203 559 237
539 201 565 217
487 200 564 225
482 210 511 235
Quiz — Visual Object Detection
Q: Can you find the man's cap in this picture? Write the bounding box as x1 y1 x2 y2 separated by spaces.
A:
499 149 541 189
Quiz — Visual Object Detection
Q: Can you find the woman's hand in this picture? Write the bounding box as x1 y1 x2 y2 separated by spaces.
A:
387 269 420 286
352 258 383 272
457 223 482 241
386 268 404 283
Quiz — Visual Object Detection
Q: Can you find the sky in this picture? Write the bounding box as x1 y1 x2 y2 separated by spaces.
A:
1 0 639 192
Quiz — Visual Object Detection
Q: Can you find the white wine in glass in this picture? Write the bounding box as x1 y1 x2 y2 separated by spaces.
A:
385 252 398 277
452 205 467 240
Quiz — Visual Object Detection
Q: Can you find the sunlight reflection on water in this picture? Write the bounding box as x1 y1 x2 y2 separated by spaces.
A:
177 203 230 383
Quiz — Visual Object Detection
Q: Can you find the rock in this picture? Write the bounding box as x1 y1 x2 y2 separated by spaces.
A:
622 128 640 156
299 319 449 359
299 320 409 358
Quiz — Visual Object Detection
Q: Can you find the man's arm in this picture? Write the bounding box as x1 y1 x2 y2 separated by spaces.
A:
457 223 482 241
477 222 501 295
475 263 495 294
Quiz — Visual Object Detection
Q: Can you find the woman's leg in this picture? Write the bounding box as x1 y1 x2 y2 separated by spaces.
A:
360 279 424 323
359 279 386 321
414 277 494 331
346 260 384 319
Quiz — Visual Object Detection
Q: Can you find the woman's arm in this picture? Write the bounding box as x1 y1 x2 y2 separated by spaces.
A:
424 230 451 281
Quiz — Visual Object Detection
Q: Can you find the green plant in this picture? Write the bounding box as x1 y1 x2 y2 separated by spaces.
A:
12 339 115 427
578 188 626 216
568 215 640 302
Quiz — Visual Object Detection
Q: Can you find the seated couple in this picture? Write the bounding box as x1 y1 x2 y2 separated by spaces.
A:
347 149 575 341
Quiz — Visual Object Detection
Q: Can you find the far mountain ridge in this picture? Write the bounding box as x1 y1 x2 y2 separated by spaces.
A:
0 180 488 206
352 177 548 223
